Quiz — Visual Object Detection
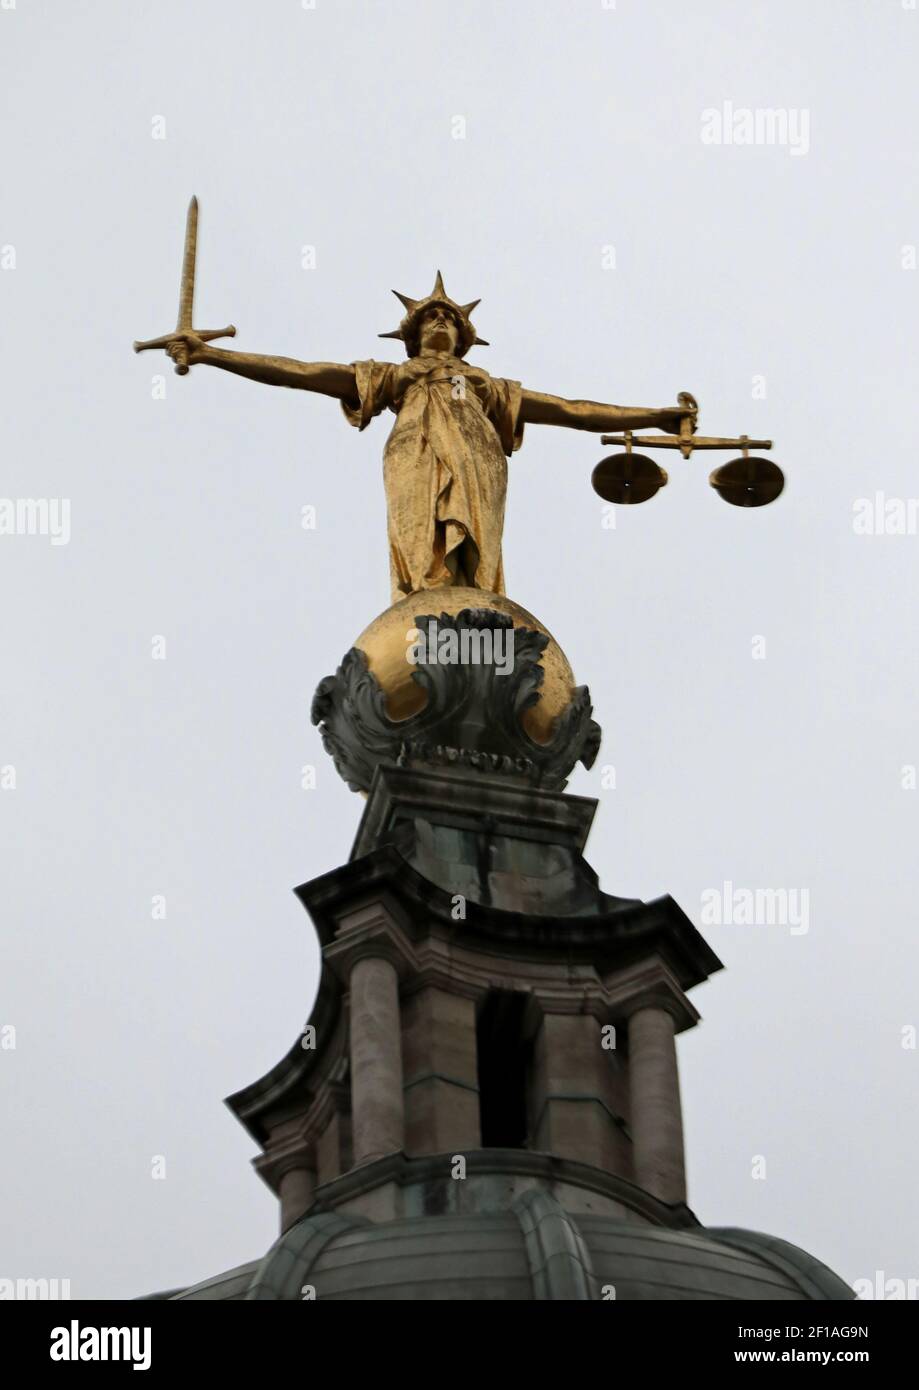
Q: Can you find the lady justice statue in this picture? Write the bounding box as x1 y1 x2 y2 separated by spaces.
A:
159 269 693 603
133 201 698 790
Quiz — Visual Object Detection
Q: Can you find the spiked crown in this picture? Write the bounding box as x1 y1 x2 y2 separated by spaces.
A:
379 271 488 358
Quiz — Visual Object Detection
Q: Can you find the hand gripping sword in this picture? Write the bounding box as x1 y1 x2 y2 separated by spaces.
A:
133 196 236 373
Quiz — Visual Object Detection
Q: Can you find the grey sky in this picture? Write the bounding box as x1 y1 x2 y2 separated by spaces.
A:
1 0 917 1299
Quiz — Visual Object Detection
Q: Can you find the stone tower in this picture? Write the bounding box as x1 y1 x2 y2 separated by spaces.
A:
144 598 853 1301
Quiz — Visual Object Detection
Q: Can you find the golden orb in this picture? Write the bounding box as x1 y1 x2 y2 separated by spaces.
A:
354 588 577 746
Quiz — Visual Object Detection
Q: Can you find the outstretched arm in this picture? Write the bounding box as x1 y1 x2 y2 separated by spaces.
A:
519 388 692 436
166 332 359 408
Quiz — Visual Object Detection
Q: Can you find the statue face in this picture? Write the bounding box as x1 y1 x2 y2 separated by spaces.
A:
418 305 460 355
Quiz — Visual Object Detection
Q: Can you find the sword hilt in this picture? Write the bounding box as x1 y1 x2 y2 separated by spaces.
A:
132 324 237 371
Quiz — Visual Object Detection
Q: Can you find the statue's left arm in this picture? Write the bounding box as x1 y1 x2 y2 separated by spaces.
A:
519 389 692 436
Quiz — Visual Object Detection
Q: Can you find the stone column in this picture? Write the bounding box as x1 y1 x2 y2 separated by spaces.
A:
278 1166 315 1233
628 1005 686 1205
349 954 405 1165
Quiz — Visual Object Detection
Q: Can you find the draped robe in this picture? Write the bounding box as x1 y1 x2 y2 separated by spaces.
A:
342 355 524 602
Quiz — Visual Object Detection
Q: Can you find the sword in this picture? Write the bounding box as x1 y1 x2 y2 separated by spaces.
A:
133 196 236 374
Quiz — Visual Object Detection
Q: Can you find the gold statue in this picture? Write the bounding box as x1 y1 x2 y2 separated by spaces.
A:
136 202 695 602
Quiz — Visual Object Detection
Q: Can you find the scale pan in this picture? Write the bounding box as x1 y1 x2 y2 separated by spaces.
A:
709 457 784 508
591 452 668 505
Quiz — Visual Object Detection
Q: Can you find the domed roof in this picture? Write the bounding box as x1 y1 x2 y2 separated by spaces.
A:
149 1190 853 1302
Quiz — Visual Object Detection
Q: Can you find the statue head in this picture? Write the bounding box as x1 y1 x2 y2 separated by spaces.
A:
417 304 462 356
378 271 489 359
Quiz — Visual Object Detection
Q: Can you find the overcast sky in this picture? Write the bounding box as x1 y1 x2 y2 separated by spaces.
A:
2 0 917 1300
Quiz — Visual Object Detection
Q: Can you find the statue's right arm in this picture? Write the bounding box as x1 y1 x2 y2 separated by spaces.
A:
193 343 359 407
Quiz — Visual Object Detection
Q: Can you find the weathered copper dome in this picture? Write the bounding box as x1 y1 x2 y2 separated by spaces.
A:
146 1179 853 1302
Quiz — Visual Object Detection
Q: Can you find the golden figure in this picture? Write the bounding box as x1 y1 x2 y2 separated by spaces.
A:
156 269 694 602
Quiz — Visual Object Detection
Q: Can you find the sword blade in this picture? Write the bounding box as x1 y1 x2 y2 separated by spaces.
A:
176 195 198 331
